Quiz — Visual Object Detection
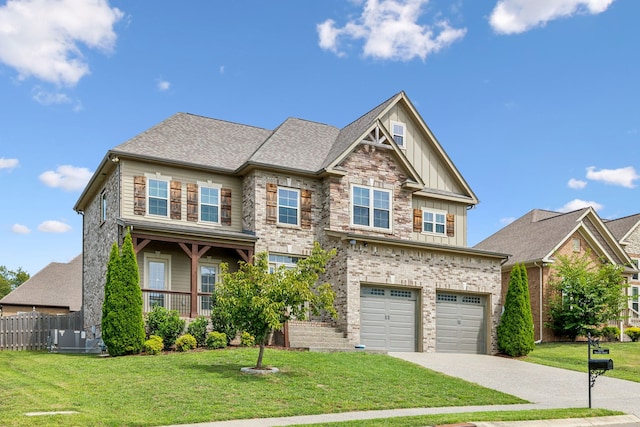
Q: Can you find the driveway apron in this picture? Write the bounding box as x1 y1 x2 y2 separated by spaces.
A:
390 352 640 418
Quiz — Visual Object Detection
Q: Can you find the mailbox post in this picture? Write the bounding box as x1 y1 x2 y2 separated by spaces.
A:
587 333 613 408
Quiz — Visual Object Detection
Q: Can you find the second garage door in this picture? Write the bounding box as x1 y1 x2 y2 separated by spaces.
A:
436 292 486 354
360 286 417 352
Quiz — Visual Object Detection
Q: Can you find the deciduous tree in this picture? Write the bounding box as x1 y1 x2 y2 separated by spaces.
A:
215 242 337 369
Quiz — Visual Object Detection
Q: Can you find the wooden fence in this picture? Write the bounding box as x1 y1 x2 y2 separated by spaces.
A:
0 312 83 351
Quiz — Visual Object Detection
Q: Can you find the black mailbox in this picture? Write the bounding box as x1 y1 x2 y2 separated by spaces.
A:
589 358 613 371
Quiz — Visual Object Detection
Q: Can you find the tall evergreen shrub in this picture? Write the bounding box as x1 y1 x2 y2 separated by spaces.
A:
497 263 535 357
101 231 146 356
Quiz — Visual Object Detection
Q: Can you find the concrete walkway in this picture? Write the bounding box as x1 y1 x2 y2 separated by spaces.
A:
161 353 640 427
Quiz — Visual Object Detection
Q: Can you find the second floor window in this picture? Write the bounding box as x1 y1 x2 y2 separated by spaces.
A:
633 259 639 281
352 185 391 230
278 187 300 225
148 178 169 216
423 209 446 235
200 186 220 223
391 121 405 148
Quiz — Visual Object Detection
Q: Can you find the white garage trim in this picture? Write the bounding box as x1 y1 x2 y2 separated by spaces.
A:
360 286 418 352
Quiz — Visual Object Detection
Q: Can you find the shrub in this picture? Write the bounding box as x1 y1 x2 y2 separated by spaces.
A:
240 331 255 347
146 305 185 349
206 331 227 349
210 295 237 345
143 335 164 355
175 334 197 352
626 326 640 342
497 263 535 357
600 326 620 341
187 316 209 347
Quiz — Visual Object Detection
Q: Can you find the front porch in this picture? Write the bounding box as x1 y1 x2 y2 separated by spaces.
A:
125 224 257 319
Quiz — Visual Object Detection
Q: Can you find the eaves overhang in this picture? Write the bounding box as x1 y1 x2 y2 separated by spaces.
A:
324 230 509 260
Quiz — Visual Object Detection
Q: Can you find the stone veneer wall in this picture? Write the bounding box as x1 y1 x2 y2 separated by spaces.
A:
82 166 121 337
323 237 503 353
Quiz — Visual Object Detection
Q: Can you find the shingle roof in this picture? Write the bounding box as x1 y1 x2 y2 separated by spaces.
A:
0 255 82 311
605 213 640 242
474 209 589 266
112 113 273 172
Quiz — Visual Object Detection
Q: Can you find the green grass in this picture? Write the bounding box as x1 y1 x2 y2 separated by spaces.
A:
523 341 640 382
302 408 622 427
0 348 525 427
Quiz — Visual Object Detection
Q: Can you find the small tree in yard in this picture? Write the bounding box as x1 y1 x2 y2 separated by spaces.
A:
547 252 627 341
101 231 146 356
215 242 337 370
497 263 535 357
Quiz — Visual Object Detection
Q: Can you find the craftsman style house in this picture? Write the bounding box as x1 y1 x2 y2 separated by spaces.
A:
475 208 637 342
75 91 507 353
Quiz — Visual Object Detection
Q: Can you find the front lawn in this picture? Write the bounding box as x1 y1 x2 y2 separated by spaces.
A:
524 342 640 382
0 348 524 427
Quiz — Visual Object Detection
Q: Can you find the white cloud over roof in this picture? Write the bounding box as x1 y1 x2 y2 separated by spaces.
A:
39 165 93 191
0 0 123 86
568 178 587 189
586 166 638 188
11 223 31 234
317 0 466 61
558 198 604 213
489 0 615 35
0 158 19 170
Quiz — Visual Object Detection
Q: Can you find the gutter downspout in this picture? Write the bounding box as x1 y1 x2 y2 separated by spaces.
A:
534 261 544 343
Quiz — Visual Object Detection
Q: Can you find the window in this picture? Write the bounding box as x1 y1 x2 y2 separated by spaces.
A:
200 186 220 223
572 238 581 252
148 178 169 216
632 259 639 281
199 264 217 311
148 260 167 308
277 187 300 225
352 185 391 230
391 121 405 147
633 287 639 312
422 209 446 235
100 191 107 223
268 253 301 273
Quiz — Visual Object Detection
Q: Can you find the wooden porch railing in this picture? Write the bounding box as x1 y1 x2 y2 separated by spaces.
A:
141 289 213 318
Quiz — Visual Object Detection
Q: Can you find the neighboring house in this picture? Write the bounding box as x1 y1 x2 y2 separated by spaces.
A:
475 208 636 342
605 213 640 328
0 255 82 316
74 91 507 354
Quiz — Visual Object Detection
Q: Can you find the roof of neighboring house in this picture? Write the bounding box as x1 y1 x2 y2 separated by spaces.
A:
0 255 82 311
474 208 633 268
605 213 640 244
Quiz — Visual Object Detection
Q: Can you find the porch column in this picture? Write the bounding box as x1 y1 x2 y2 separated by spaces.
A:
179 243 211 318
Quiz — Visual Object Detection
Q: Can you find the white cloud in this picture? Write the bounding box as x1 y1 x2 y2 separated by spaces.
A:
567 178 587 189
38 220 72 233
156 79 170 91
0 0 124 86
489 0 615 35
219 65 225 74
0 157 19 170
558 198 604 213
500 217 516 225
317 0 466 61
32 87 72 105
11 223 31 234
586 166 639 188
39 165 93 191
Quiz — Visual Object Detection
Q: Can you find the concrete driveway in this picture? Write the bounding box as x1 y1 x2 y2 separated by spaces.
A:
390 352 640 418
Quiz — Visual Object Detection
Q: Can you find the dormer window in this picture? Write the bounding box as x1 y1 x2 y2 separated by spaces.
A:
391 121 405 148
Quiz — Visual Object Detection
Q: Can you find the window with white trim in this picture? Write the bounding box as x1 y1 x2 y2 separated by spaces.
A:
268 253 301 273
144 253 171 309
632 259 639 281
199 184 220 223
199 263 218 311
278 187 300 225
422 208 446 235
391 121 405 148
100 191 107 223
352 185 391 230
148 178 169 217
632 286 639 312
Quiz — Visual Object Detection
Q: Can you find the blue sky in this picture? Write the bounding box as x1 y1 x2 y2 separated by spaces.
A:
1 0 639 275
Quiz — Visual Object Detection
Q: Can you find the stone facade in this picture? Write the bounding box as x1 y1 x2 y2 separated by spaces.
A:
82 165 121 337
